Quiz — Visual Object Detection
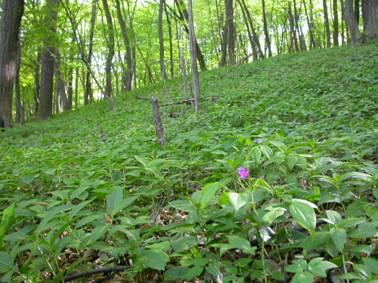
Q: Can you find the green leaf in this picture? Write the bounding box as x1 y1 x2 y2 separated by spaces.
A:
330 227 347 252
171 236 197 252
139 250 169 271
0 252 13 273
199 182 222 209
165 266 203 281
289 199 317 233
291 271 314 283
168 200 196 213
286 260 307 273
326 210 342 224
0 204 16 250
287 154 298 170
362 258 378 275
227 235 256 255
106 187 123 216
263 207 286 224
308 257 337 278
228 192 248 212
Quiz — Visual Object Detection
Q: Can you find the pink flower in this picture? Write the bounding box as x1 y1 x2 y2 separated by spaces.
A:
237 167 249 180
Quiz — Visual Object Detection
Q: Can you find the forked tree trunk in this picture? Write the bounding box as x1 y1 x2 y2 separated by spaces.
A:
0 0 24 128
344 0 362 42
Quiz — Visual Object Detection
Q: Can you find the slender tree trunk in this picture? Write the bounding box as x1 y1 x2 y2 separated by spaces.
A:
15 39 24 124
238 0 264 59
158 0 167 81
293 0 307 51
37 0 58 120
220 0 236 66
175 0 207 71
0 0 24 128
102 0 114 98
333 0 339 45
341 0 345 44
323 0 332 47
165 2 174 79
262 0 272 57
84 0 97 105
34 51 41 117
188 0 200 112
344 0 362 42
303 0 316 48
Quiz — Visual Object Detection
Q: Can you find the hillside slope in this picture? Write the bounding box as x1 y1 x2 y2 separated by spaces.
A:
0 44 377 282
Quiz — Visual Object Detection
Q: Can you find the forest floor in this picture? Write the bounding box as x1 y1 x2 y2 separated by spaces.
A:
0 43 377 282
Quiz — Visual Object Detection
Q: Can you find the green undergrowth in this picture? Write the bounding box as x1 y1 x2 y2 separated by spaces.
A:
0 43 377 282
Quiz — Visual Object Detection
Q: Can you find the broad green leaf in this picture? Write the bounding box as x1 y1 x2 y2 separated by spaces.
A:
169 200 196 213
308 257 337 278
289 199 317 232
286 260 307 273
330 227 347 252
0 204 16 250
0 252 13 273
171 236 197 252
291 271 314 283
263 207 286 224
326 210 342 224
139 250 169 271
228 192 248 212
165 266 203 281
199 182 222 209
227 235 256 255
106 187 123 216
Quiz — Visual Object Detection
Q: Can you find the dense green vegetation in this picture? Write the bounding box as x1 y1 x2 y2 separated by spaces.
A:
0 43 377 282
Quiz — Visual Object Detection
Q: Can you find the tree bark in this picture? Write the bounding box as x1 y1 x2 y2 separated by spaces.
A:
333 0 339 46
174 0 207 71
102 0 115 98
220 0 236 66
188 0 200 112
37 0 58 120
151 96 166 146
115 0 133 91
15 39 24 124
158 0 167 81
0 0 24 128
362 0 378 39
344 0 362 42
262 0 272 57
323 0 332 47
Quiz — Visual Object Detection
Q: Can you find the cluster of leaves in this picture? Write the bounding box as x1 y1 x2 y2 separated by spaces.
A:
0 44 377 282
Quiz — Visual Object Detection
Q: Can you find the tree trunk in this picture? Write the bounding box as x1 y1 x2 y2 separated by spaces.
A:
303 0 316 48
84 0 97 105
293 0 307 51
0 0 24 128
323 0 332 47
344 0 362 42
37 0 58 120
188 0 200 112
165 2 174 79
238 0 264 59
15 39 24 124
115 0 133 91
333 0 339 46
102 0 114 98
175 0 207 71
262 0 272 57
220 0 236 66
362 0 378 39
158 0 167 81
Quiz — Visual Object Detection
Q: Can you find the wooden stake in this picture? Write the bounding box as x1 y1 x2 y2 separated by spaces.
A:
151 96 166 146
